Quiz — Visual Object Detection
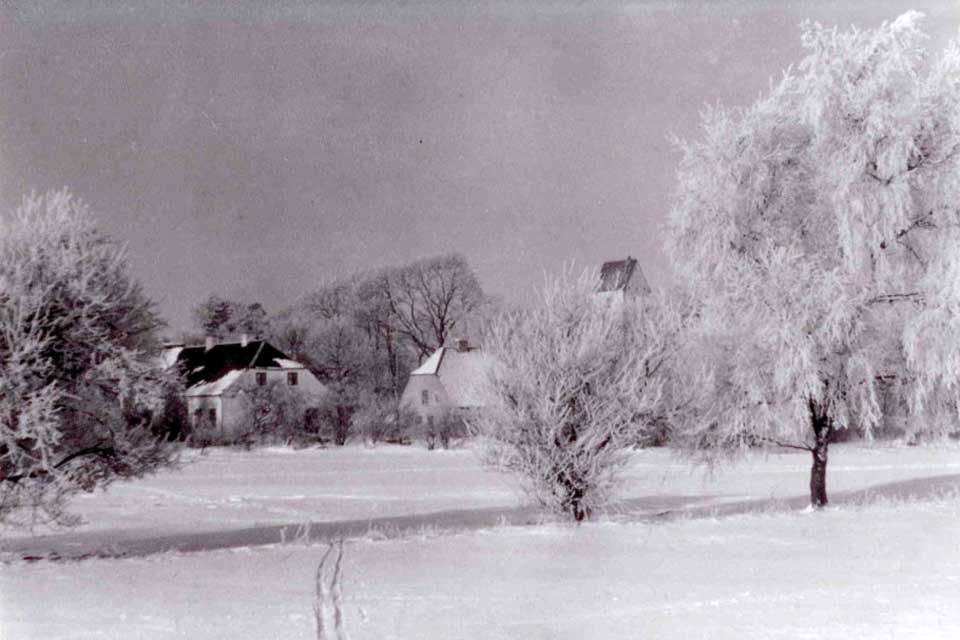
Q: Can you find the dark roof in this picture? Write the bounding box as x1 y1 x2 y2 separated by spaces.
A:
173 340 291 387
599 256 639 292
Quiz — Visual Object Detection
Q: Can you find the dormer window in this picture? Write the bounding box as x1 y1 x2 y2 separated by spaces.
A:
287 372 298 386
256 372 267 386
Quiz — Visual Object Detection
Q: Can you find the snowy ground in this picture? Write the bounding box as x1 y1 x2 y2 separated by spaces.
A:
5 441 960 540
4 497 960 639
0 445 519 538
4 442 960 638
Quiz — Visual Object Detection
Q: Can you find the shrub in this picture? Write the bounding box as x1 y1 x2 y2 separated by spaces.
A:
352 394 416 445
472 268 679 521
235 380 313 447
421 410 467 450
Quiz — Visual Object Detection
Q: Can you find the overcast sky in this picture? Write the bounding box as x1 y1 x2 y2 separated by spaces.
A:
2 1 958 333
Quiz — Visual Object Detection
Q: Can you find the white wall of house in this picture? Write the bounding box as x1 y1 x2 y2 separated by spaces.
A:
187 366 327 440
187 396 224 435
237 366 327 398
400 374 451 427
219 394 247 436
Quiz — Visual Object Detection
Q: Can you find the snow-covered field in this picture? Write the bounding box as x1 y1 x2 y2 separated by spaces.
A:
4 497 960 639
6 442 960 539
2 445 520 538
4 442 960 639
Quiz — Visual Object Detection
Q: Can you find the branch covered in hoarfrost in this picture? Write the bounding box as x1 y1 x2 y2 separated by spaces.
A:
472 267 687 521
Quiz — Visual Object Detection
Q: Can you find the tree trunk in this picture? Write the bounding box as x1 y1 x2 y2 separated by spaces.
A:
809 400 831 508
558 469 590 522
384 324 398 398
571 496 589 523
810 439 829 508
334 405 350 446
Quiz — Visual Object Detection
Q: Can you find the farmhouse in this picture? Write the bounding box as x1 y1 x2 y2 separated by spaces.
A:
162 335 326 439
596 255 651 302
399 338 493 428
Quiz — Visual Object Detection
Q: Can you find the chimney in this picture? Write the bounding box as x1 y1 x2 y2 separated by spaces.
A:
456 338 469 353
205 336 216 351
241 333 250 348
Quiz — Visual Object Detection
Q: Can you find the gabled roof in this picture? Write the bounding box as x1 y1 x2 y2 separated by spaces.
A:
160 345 185 370
409 345 493 408
599 256 636 292
184 369 246 398
411 348 445 375
598 256 650 295
438 348 493 407
170 340 295 388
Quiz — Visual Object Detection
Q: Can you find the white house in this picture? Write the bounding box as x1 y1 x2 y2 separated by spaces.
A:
162 335 326 439
399 338 493 429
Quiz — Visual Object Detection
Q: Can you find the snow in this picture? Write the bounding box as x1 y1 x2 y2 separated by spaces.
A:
4 442 960 540
183 369 244 397
410 348 444 375
4 497 960 639
0 445 519 539
3 443 960 637
272 358 303 369
436 348 494 407
159 346 183 370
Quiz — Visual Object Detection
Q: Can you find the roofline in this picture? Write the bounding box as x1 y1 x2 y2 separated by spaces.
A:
247 340 267 369
250 365 309 370
435 346 446 374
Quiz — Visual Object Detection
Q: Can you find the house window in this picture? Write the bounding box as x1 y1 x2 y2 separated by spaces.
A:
427 415 434 428
193 408 203 425
208 408 217 424
421 390 429 406
256 372 267 386
287 372 299 386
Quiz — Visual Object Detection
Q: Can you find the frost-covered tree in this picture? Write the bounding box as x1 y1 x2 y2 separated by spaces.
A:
0 190 178 526
666 13 960 507
236 379 310 446
473 268 680 521
351 391 417 445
